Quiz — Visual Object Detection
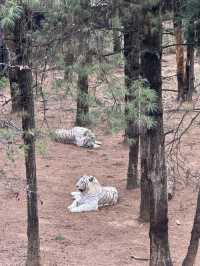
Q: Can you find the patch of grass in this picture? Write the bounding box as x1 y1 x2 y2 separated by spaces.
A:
54 234 65 241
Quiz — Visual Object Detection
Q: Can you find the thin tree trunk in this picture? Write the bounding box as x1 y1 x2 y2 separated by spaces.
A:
112 1 121 53
140 131 150 222
18 66 40 266
185 21 195 101
76 58 89 126
113 26 121 53
140 5 172 265
10 7 31 112
75 1 90 127
0 26 9 77
126 136 139 189
173 0 185 101
64 42 74 81
182 189 200 266
139 7 151 223
8 28 22 112
76 34 90 127
8 67 21 112
196 20 200 58
123 6 140 189
64 13 74 82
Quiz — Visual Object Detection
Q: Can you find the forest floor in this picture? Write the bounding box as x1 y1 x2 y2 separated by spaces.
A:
1 53 200 266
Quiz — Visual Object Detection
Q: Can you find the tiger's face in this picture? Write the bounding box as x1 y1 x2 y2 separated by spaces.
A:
83 132 96 148
76 175 101 193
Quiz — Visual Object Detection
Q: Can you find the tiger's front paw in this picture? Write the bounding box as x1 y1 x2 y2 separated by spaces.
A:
68 200 78 212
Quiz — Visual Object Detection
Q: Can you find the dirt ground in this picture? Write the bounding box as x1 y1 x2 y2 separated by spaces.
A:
1 54 200 266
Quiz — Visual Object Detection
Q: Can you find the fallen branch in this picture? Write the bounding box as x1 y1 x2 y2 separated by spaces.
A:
131 255 149 261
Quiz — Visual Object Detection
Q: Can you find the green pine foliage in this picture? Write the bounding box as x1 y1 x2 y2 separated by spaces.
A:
181 0 200 43
0 1 22 29
0 77 8 90
105 79 158 133
184 0 200 19
0 128 18 161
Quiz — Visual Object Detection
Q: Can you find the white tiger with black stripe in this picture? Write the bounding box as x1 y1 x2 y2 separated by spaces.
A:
52 127 101 148
68 175 118 212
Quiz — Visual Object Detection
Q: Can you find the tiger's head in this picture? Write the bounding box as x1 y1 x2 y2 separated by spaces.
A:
82 130 96 148
76 175 102 194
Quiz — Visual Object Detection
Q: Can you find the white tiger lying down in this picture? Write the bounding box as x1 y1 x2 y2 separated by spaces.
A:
53 127 101 148
68 175 118 212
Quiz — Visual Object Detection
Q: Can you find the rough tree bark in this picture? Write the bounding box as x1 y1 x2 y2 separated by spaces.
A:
9 6 32 112
185 21 195 102
140 4 173 265
112 0 121 53
173 0 185 101
8 67 20 112
139 6 151 222
123 4 140 189
75 0 90 127
182 189 200 266
76 53 90 127
196 20 200 58
140 131 150 222
64 40 74 82
76 28 91 127
64 13 75 82
0 25 9 77
18 66 40 266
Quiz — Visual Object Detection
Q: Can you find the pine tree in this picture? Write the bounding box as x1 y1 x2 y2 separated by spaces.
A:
112 0 121 53
121 1 141 189
185 19 195 101
1 2 40 265
140 2 172 264
173 0 185 101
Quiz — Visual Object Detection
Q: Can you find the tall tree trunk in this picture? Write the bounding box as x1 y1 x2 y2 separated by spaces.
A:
140 132 150 222
196 20 200 58
126 136 139 189
123 6 140 189
185 21 195 102
10 7 32 112
64 13 74 82
182 189 200 266
139 7 151 223
18 66 40 266
8 67 21 112
112 0 121 53
75 0 90 127
76 55 90 126
0 25 9 77
16 7 39 264
76 31 90 127
140 5 172 265
173 0 185 101
64 41 74 82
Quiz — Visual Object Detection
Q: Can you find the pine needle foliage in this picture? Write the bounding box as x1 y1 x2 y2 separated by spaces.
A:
182 0 200 42
184 0 200 19
0 77 8 90
0 0 22 29
126 79 158 129
102 79 158 133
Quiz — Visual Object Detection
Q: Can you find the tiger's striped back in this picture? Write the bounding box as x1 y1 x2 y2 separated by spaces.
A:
98 186 118 207
53 128 76 144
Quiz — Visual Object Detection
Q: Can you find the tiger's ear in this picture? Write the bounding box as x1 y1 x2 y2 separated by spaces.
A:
89 176 94 182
